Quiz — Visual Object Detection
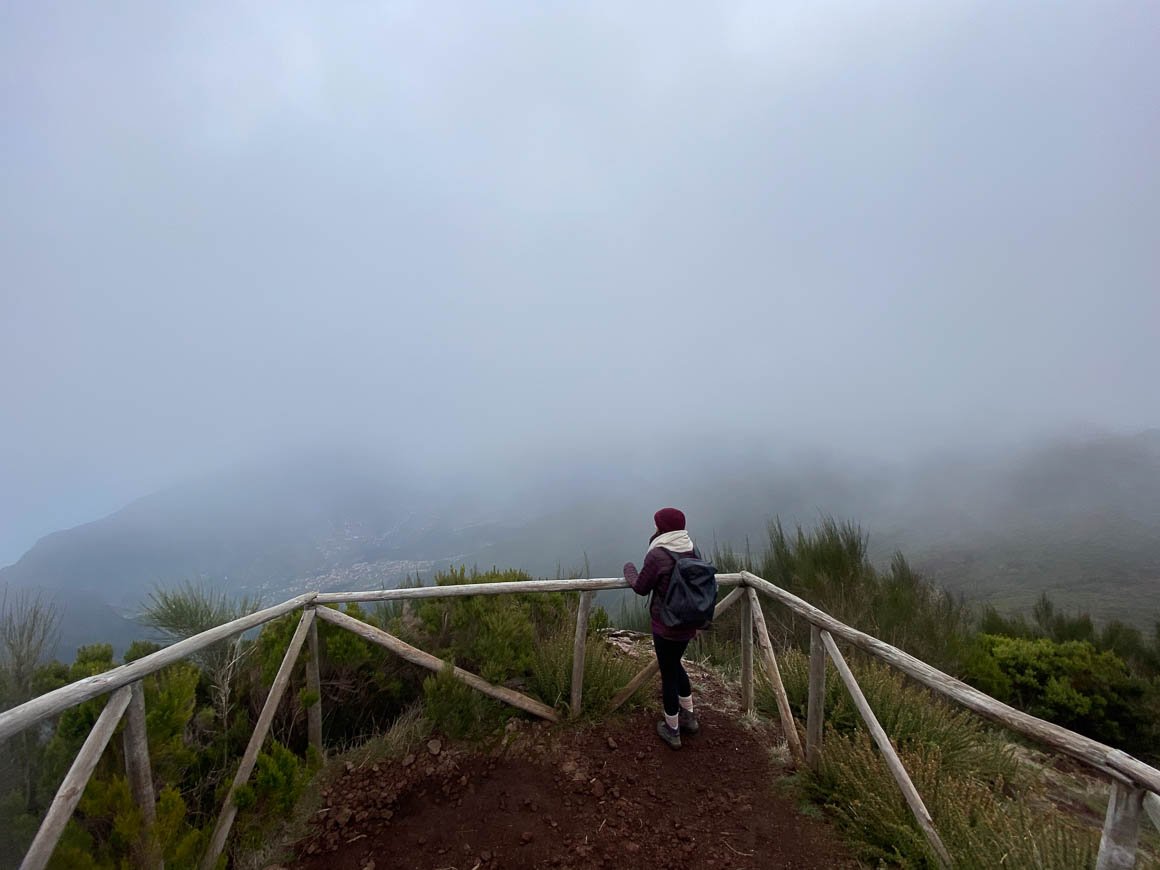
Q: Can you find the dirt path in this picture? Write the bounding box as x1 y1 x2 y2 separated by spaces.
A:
289 705 857 870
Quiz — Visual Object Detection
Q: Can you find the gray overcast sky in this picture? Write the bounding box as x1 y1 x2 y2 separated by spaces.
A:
2 1 1158 563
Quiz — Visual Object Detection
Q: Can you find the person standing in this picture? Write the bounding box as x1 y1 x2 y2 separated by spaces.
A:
623 507 703 749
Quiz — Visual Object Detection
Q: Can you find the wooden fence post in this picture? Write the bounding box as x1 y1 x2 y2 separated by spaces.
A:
570 591 595 718
202 608 316 870
1097 780 1145 870
747 588 805 765
740 590 754 715
306 612 323 756
21 685 133 870
1144 792 1160 835
122 680 161 868
822 631 952 869
806 625 825 769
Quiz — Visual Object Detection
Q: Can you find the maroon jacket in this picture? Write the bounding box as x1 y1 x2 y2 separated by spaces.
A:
623 546 699 642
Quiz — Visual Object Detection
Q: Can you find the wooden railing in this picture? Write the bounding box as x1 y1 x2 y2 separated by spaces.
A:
1 571 1157 870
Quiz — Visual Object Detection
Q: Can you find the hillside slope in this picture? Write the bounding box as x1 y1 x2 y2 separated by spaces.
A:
4 433 1159 653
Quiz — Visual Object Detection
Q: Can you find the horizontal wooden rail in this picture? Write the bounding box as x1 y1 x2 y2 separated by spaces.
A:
314 574 743 604
741 571 1160 795
0 592 319 743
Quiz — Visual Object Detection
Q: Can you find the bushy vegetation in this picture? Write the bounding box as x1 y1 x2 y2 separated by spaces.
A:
709 518 1160 762
760 649 1100 868
4 516 1158 867
693 518 1157 865
964 634 1158 755
0 569 635 867
971 595 1160 761
411 567 636 724
715 517 973 671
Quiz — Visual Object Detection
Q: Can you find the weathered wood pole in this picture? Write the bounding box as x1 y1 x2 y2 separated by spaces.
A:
806 625 825 769
1096 781 1145 870
745 572 1160 794
202 608 316 870
21 685 133 870
1144 792 1160 835
315 606 559 722
607 586 746 713
740 590 754 715
570 591 596 718
313 574 745 605
122 680 161 868
746 588 805 765
305 612 323 755
822 631 952 869
0 593 318 744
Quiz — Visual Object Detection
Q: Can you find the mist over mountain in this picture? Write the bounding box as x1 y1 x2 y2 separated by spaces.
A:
5 431 1158 656
882 430 1160 623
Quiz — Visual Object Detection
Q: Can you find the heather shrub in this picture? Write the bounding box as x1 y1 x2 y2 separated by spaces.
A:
422 663 507 739
715 518 972 671
527 627 639 716
412 567 571 683
814 731 1097 868
767 648 1018 782
763 648 1098 867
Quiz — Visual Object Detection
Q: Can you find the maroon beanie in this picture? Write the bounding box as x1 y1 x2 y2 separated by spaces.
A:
654 507 686 533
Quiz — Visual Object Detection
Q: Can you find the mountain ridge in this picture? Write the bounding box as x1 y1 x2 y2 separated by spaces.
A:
4 432 1159 655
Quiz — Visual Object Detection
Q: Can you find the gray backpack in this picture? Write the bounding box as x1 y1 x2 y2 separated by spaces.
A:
656 547 719 629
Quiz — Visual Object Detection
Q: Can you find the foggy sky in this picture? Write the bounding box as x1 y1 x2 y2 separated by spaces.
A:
2 2 1158 563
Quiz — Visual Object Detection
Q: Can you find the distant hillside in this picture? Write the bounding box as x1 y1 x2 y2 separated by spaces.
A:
0 455 503 618
893 431 1160 625
3 432 1159 653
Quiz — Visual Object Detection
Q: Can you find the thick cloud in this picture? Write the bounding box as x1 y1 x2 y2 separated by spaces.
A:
2 1 1157 561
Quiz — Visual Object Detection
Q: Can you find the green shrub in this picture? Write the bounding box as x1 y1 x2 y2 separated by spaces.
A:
231 741 309 860
767 648 1019 783
814 731 1097 868
763 647 1099 867
527 627 639 716
715 518 972 671
413 568 571 683
310 602 421 742
249 742 307 814
422 664 507 739
963 634 1157 755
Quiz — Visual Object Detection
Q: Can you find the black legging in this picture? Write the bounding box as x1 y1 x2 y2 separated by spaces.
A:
653 635 692 717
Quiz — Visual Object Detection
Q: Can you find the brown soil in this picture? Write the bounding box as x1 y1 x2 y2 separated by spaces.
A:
289 706 857 870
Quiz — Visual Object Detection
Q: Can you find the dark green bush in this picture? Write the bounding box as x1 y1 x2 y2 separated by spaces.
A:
527 627 639 716
962 634 1157 755
413 567 571 683
422 663 507 739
